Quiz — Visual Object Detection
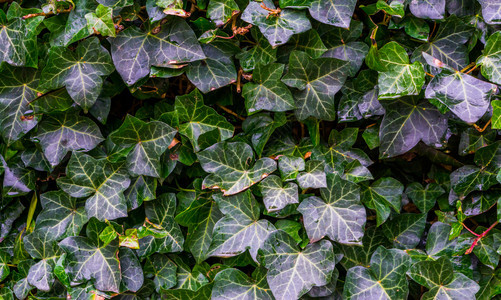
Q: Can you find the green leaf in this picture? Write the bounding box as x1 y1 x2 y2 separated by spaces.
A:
35 110 104 167
344 246 411 299
478 0 501 24
124 175 156 210
197 141 276 195
144 254 177 292
212 268 273 300
308 0 356 28
0 65 41 145
207 0 239 27
491 100 501 129
186 43 237 93
1 156 35 197
109 115 177 177
409 0 445 20
377 0 405 17
59 219 121 293
361 177 403 226
110 18 205 85
241 0 311 47
175 193 223 263
296 160 327 189
379 97 448 159
85 4 115 37
377 42 425 99
236 27 277 72
57 153 131 221
138 193 184 257
338 226 390 269
119 247 144 292
409 257 480 299
258 230 336 300
382 213 426 249
298 173 365 244
208 191 275 261
39 37 114 111
36 191 87 240
259 175 298 212
412 16 473 71
173 89 233 152
23 230 61 291
277 155 305 181
405 182 445 213
0 251 10 282
242 63 295 114
424 55 497 124
477 31 501 85
282 51 349 120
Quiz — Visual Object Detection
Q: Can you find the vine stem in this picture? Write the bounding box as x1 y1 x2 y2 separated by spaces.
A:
217 104 246 121
23 5 73 19
465 221 499 254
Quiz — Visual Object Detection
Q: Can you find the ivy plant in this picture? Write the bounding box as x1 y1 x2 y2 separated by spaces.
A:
2 0 501 299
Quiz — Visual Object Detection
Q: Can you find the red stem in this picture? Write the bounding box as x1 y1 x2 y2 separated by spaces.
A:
465 221 499 254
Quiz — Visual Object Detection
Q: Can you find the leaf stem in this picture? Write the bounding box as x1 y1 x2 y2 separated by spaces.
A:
217 104 246 121
23 5 73 19
465 221 499 254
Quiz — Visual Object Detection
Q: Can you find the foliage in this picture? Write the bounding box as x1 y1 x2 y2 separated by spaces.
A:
2 0 501 299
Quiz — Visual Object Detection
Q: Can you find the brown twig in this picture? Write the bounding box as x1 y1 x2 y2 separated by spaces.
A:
260 3 281 18
236 68 243 93
425 72 435 78
217 104 245 121
23 5 73 19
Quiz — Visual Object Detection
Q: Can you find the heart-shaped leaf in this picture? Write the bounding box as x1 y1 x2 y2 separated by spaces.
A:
197 141 276 195
259 175 299 212
298 173 366 244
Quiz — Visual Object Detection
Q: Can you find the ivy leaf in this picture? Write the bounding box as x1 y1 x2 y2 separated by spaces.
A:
207 0 239 27
186 43 237 93
308 0 356 28
109 115 177 177
298 173 366 244
361 177 404 226
242 63 295 115
59 219 121 293
409 0 445 20
23 230 60 291
282 51 349 120
0 65 41 145
175 193 222 263
405 182 445 213
119 248 144 293
377 42 425 99
208 191 275 261
379 97 448 159
1 156 35 197
39 37 114 111
138 193 184 257
478 0 501 24
197 141 276 195
173 89 233 152
277 155 305 181
338 226 390 269
110 18 205 85
477 31 501 85
34 110 104 167
124 175 156 210
424 54 497 124
241 0 311 47
409 257 480 299
236 27 277 72
155 0 185 16
242 113 286 157
85 4 116 37
36 191 87 240
212 267 273 300
412 16 473 70
286 29 328 59
259 175 299 213
0 251 9 282
344 246 411 299
144 254 177 292
296 160 327 189
57 153 131 221
382 213 426 249
258 230 336 300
